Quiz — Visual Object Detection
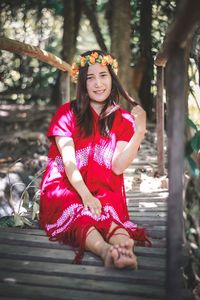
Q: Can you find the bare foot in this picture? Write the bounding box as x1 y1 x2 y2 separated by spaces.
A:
102 245 120 267
113 239 138 269
115 238 134 252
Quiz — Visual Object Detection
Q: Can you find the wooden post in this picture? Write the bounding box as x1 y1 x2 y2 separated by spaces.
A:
156 66 165 175
166 47 186 300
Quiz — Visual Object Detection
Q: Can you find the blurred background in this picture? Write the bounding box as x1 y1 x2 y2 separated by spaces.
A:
0 0 199 123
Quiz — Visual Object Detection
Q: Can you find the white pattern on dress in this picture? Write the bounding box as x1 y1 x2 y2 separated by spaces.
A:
45 203 137 237
75 146 91 168
49 139 114 171
48 156 65 172
93 143 114 169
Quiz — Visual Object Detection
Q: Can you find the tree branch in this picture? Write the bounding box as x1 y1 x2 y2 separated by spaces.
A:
155 0 200 66
83 1 108 52
0 37 71 72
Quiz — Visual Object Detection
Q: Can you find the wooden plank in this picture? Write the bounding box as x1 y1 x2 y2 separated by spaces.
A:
128 202 167 208
156 66 165 175
0 271 165 299
126 192 168 197
128 206 167 212
130 217 166 226
130 212 166 217
0 225 165 237
0 244 165 271
0 283 160 300
0 258 165 286
0 37 71 72
0 232 166 255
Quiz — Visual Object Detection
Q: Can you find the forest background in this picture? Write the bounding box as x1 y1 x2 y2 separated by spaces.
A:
0 0 199 122
0 0 200 296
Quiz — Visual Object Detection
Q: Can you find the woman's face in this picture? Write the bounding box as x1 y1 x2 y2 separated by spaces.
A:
86 63 112 105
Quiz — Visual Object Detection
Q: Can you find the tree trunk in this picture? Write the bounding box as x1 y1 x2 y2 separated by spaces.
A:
107 0 136 110
139 0 153 119
52 0 82 106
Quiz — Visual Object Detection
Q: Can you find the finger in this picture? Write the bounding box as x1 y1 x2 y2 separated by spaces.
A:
94 207 101 217
91 208 98 217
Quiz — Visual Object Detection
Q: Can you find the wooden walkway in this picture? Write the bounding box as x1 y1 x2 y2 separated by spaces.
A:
0 134 191 300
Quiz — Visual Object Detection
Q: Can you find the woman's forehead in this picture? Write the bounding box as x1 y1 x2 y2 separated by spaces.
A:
87 63 109 74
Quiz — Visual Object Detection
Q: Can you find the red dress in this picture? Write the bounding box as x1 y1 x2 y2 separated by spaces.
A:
40 102 150 263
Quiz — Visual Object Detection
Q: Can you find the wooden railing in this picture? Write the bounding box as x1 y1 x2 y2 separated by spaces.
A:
154 1 200 300
0 37 71 102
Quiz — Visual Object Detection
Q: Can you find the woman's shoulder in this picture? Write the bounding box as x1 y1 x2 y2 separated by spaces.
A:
57 101 71 111
116 107 134 122
54 100 76 116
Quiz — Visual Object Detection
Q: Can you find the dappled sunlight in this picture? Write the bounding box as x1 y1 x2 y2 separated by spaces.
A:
3 277 17 283
139 202 159 208
139 173 168 193
0 110 9 117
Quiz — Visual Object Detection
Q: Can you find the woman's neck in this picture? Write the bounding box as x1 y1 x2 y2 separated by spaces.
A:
90 101 105 115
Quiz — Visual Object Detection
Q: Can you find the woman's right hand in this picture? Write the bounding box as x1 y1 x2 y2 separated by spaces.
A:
131 104 146 135
82 193 102 217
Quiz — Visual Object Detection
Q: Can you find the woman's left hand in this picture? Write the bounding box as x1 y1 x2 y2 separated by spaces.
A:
131 105 146 135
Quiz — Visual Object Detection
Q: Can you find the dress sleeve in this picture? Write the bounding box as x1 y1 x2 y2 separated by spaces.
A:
116 111 136 142
47 103 74 139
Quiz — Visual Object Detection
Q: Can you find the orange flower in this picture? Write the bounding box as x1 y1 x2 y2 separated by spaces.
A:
80 56 86 67
101 57 108 66
70 70 77 77
107 55 113 64
70 53 118 82
71 63 78 70
90 56 96 64
91 52 99 59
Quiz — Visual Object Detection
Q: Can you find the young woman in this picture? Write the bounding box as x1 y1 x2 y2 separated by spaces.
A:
39 50 150 269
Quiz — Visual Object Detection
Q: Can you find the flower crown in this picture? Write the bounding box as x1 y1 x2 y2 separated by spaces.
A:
70 52 118 82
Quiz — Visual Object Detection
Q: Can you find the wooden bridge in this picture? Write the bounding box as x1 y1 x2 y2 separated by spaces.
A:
1 1 200 295
0 129 192 300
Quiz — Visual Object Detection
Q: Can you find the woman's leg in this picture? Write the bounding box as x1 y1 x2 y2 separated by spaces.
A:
85 226 119 267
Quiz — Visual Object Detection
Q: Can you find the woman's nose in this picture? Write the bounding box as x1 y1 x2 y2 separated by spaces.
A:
94 77 102 87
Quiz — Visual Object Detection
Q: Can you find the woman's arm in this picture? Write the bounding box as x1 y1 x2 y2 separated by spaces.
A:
112 105 146 175
55 136 102 216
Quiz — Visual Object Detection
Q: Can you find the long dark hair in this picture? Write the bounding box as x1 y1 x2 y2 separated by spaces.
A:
71 49 137 137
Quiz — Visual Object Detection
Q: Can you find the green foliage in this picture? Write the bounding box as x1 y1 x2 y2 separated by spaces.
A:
130 0 176 64
185 116 200 176
184 177 200 290
0 170 42 228
184 115 200 292
0 2 63 104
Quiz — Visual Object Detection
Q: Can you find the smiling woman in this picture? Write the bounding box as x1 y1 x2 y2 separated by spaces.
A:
39 49 150 269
